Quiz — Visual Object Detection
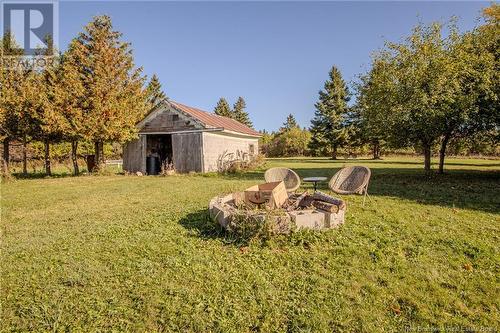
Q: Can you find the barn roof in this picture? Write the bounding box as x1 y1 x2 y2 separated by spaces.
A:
169 101 261 137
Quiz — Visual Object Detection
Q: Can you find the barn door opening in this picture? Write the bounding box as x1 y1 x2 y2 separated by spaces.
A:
146 134 173 175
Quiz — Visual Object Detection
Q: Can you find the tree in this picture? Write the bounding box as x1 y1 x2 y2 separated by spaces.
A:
145 74 167 112
0 32 40 175
372 19 498 173
233 97 253 128
280 114 299 132
365 23 456 172
55 40 88 175
260 127 311 157
309 66 351 159
213 98 232 118
13 72 40 175
273 127 311 157
0 32 26 175
258 130 274 155
68 15 148 169
355 57 396 160
446 5 500 170
30 37 66 176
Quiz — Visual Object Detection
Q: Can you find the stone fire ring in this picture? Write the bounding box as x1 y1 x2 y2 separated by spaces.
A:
209 192 346 233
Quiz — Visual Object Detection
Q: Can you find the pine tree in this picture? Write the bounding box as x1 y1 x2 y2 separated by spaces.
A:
280 114 299 132
68 15 148 169
233 97 253 128
309 66 350 159
213 98 232 118
145 74 167 113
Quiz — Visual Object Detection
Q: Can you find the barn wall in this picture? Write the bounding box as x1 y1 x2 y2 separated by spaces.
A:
172 132 203 173
141 108 201 133
123 135 146 173
202 132 259 172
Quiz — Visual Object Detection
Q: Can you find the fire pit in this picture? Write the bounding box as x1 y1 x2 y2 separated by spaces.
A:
209 181 346 234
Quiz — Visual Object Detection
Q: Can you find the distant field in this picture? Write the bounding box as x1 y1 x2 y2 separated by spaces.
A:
1 157 499 332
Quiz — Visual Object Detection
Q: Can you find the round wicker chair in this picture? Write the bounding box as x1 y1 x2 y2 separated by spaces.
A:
264 167 301 192
329 166 372 205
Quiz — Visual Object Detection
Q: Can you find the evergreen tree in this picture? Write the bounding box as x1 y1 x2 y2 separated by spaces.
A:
0 32 41 174
145 74 167 112
233 97 253 128
55 40 88 175
30 37 66 175
0 32 26 175
309 66 350 159
280 114 299 132
213 98 232 118
68 15 148 169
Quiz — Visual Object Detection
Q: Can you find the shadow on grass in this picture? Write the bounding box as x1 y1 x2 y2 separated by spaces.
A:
179 209 229 241
11 171 77 179
11 169 124 180
215 165 500 213
291 167 499 214
267 158 500 168
178 208 328 247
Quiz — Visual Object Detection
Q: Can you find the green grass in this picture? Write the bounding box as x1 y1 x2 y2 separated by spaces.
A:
1 157 499 332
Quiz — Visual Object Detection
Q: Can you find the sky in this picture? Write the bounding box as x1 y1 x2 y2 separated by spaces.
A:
58 1 491 132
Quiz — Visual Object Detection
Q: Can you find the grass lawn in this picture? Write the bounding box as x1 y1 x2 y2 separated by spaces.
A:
1 157 499 332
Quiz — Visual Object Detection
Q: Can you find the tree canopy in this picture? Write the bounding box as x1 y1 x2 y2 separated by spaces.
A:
233 97 253 128
67 15 148 166
213 97 233 118
146 74 168 112
309 66 351 159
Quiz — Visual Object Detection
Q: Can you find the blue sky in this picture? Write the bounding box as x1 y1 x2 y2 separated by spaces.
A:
59 1 490 131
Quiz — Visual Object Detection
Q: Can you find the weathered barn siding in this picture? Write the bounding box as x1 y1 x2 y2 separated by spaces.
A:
141 108 201 133
123 102 261 174
172 132 203 173
123 135 146 173
202 132 259 172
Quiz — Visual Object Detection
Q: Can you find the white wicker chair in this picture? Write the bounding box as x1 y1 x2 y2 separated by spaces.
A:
264 167 301 192
329 166 372 205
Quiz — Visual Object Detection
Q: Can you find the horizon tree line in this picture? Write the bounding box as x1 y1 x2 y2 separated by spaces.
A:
2 16 169 176
1 5 498 176
262 5 498 173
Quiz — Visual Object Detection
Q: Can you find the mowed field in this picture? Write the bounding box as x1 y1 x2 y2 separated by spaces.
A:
1 157 499 332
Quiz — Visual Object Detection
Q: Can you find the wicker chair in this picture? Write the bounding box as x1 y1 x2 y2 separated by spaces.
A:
264 167 301 192
329 166 372 205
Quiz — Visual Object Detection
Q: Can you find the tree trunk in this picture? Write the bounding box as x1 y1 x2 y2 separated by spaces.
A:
2 137 10 175
94 141 99 172
94 140 105 171
423 144 431 172
44 140 51 176
438 134 450 174
331 144 337 160
71 141 79 176
22 138 27 175
100 142 105 165
372 141 380 160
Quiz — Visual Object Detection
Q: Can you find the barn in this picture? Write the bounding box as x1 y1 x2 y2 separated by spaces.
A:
123 100 261 174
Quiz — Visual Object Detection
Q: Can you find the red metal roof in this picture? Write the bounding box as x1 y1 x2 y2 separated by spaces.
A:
169 100 261 137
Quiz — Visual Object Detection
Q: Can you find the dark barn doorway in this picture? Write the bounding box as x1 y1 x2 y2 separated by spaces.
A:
146 134 173 175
